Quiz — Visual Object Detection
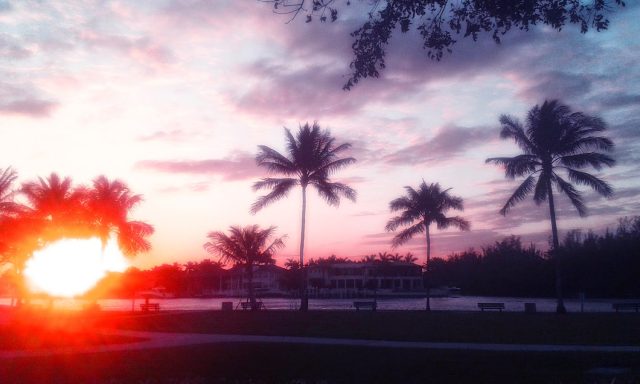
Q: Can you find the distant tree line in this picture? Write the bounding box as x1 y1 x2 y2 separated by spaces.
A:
429 217 640 298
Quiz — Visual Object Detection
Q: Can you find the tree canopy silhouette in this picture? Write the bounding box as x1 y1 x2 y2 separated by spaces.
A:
88 176 153 256
386 180 469 310
204 225 285 310
251 122 356 310
264 0 626 89
486 99 615 313
0 171 154 305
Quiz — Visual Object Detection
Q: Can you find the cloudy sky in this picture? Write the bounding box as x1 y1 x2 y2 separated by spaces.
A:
2 1 638 269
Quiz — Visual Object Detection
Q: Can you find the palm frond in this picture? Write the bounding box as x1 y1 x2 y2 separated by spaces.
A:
251 178 297 213
441 194 464 211
256 145 296 174
330 142 352 154
118 221 154 256
559 153 615 170
385 210 419 232
567 136 614 153
436 215 470 231
533 173 548 205
252 177 298 191
498 115 535 153
566 168 613 197
499 175 536 215
391 222 424 248
313 157 356 176
485 155 540 179
389 196 414 213
553 174 587 216
312 181 356 206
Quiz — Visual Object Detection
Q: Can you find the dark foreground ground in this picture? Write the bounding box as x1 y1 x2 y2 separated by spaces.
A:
110 310 640 345
1 309 640 383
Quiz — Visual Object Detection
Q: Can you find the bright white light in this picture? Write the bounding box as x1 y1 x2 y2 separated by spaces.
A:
23 236 128 298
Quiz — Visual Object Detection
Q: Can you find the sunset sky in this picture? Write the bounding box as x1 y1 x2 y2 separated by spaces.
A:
2 1 639 269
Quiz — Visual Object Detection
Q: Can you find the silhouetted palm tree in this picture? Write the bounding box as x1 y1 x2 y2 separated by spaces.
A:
87 176 153 256
486 99 614 313
386 181 470 311
361 254 377 263
251 122 356 311
0 167 27 302
204 225 285 310
403 252 418 263
20 173 89 241
0 167 18 218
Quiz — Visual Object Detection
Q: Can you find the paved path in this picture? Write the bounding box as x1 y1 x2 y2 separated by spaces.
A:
2 329 640 359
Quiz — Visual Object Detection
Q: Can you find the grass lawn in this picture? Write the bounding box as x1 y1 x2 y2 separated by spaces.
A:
1 309 640 383
109 310 640 346
1 342 640 383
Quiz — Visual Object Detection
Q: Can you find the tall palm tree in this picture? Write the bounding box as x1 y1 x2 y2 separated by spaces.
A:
87 176 153 256
386 181 470 311
251 122 356 311
486 99 614 313
204 225 285 310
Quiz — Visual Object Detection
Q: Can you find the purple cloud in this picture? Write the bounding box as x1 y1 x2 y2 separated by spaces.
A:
600 93 640 108
518 71 593 102
0 82 56 117
0 34 31 59
136 152 260 181
383 125 495 165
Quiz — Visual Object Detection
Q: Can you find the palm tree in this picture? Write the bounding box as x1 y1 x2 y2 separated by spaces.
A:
87 176 153 256
403 252 418 263
0 167 18 259
20 173 88 241
251 122 356 311
204 225 285 310
0 167 18 218
361 254 377 263
486 99 614 313
386 181 470 311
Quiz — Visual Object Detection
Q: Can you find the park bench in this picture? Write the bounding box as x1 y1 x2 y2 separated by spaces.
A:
477 302 505 312
238 301 265 311
612 302 640 312
140 303 160 312
353 301 377 311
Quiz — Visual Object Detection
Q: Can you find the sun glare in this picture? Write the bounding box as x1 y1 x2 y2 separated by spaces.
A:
24 237 128 298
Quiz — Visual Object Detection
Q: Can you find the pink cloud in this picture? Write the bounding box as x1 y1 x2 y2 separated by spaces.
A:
79 29 174 68
0 82 57 117
136 152 260 181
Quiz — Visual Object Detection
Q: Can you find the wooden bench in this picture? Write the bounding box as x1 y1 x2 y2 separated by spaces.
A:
613 302 640 312
140 303 160 312
353 301 377 311
478 302 505 312
239 301 265 311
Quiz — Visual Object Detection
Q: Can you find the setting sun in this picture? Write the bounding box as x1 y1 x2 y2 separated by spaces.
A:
23 237 128 298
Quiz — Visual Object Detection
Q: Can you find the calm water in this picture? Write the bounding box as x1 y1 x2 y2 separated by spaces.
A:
0 296 625 312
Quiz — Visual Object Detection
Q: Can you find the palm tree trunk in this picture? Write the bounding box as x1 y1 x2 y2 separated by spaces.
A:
425 224 431 312
299 185 308 311
547 181 567 314
247 263 257 311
